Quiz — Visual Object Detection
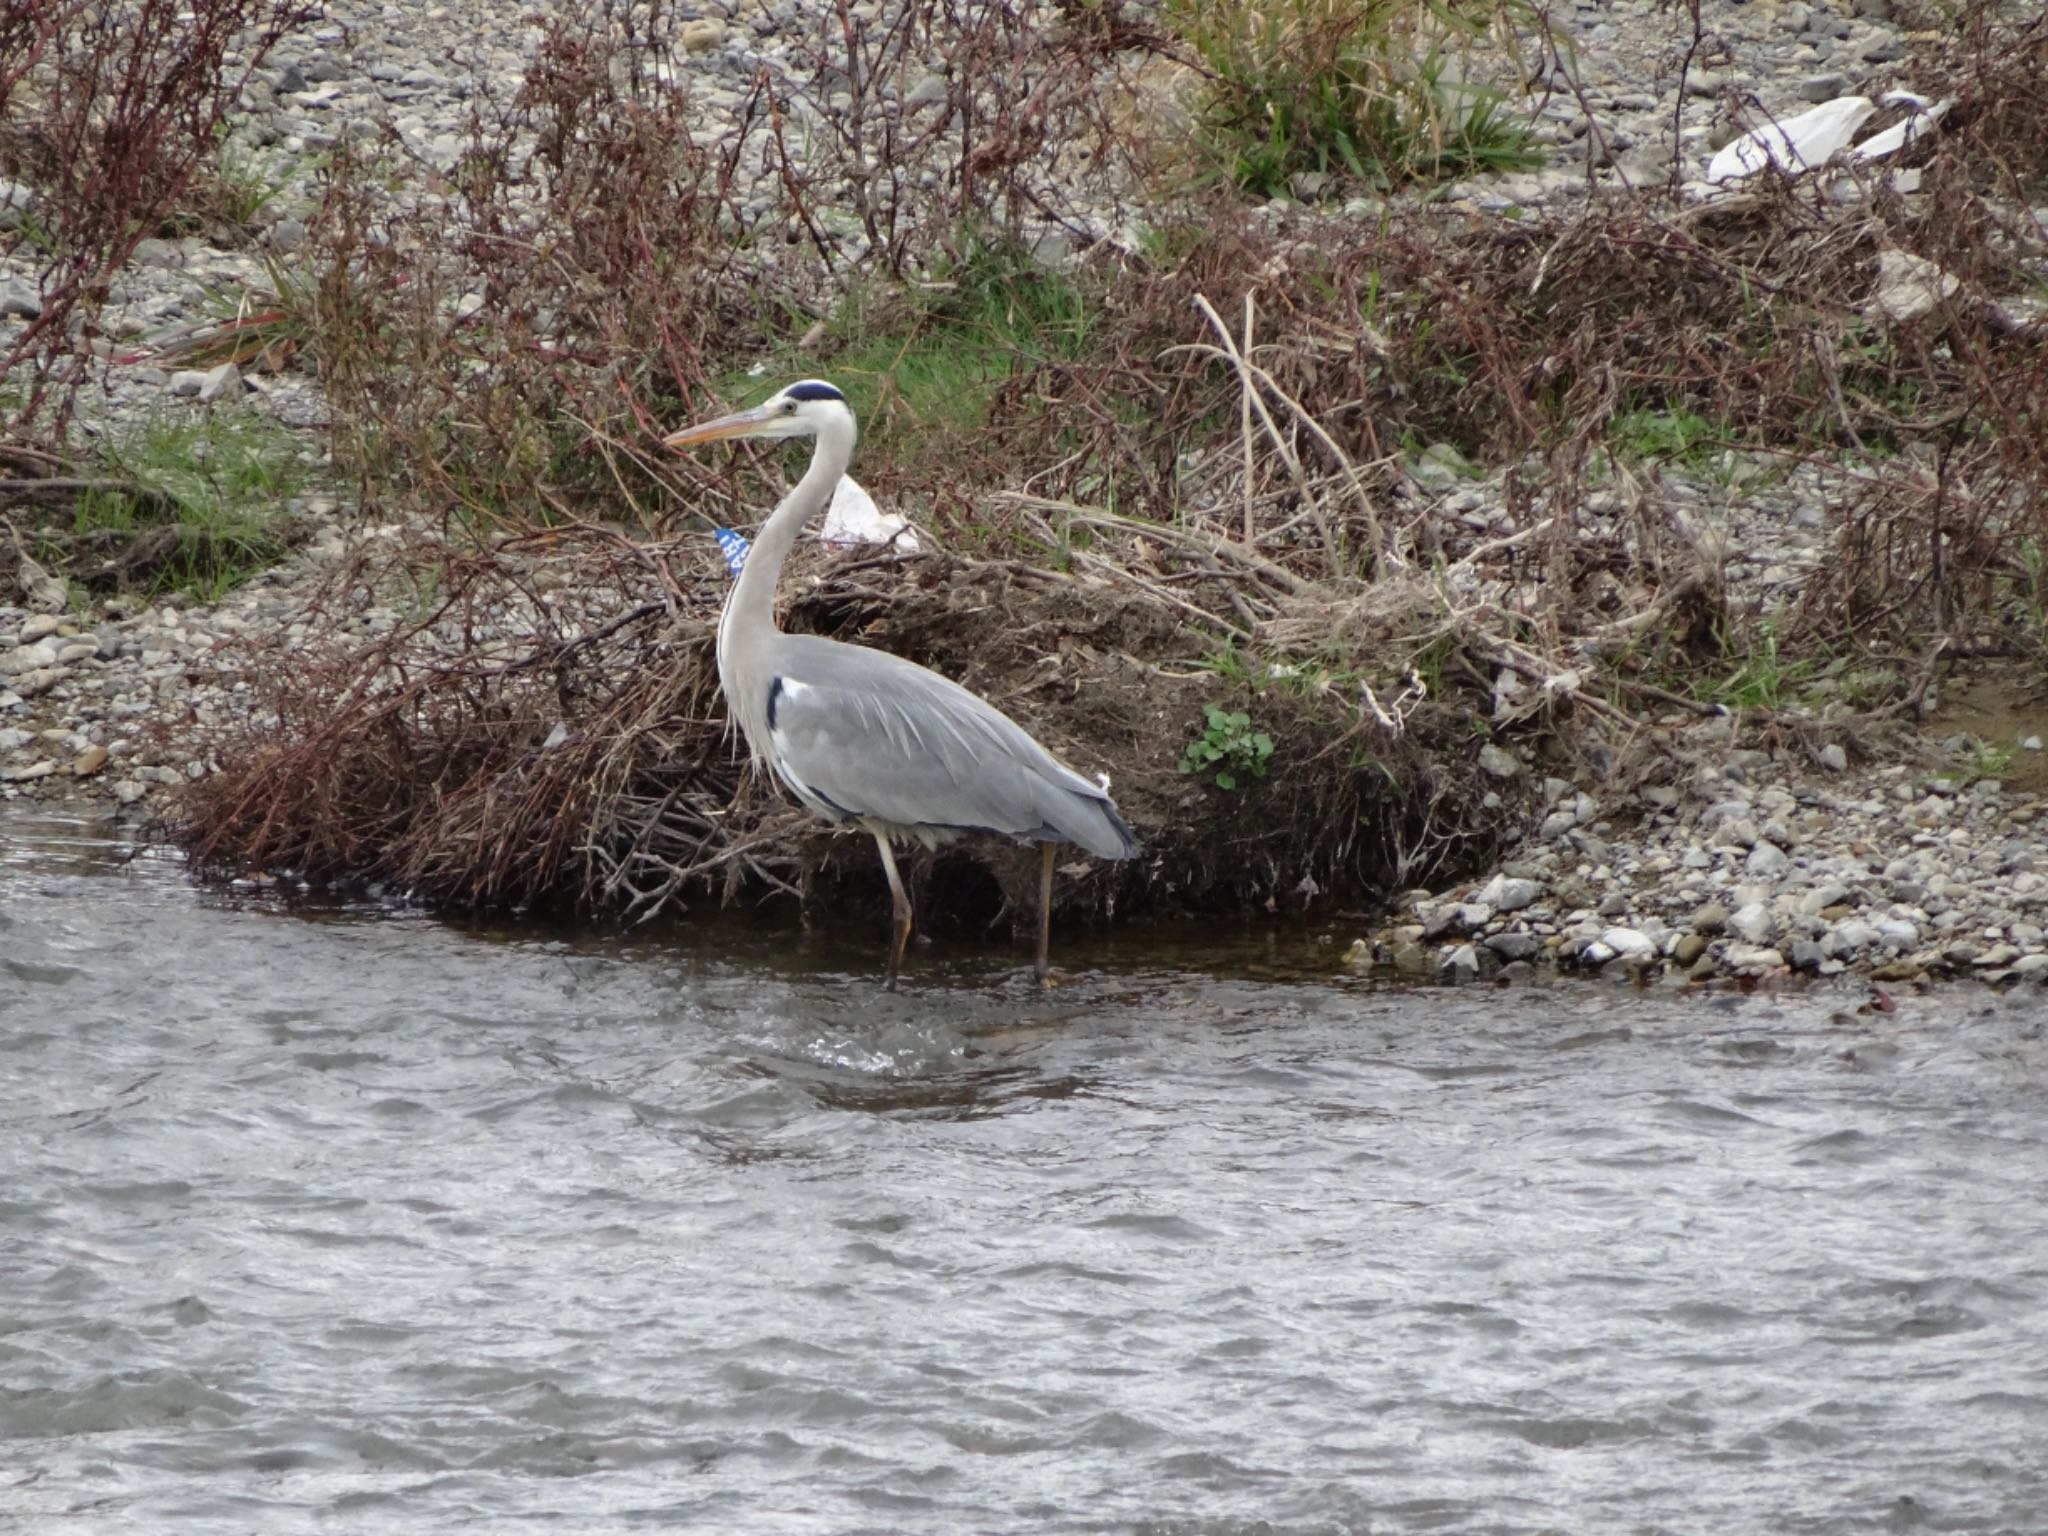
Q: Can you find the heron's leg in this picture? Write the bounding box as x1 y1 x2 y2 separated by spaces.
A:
872 830 913 992
1035 840 1054 986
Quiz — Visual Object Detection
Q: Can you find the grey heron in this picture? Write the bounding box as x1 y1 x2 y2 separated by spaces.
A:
665 379 1139 989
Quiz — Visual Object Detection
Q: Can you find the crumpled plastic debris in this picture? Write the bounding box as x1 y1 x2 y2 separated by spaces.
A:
1705 91 1951 186
820 474 921 553
710 474 921 581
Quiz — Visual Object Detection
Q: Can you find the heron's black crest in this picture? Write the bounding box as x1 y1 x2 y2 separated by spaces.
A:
785 380 846 403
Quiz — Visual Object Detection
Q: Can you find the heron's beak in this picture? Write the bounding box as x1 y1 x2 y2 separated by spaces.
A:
663 403 779 449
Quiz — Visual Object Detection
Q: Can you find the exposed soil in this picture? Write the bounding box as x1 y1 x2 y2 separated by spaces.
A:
1926 670 2048 795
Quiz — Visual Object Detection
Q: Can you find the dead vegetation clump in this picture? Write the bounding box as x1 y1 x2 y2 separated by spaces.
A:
168 530 1512 932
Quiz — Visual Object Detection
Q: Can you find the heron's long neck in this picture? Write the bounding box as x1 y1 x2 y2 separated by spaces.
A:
720 413 854 675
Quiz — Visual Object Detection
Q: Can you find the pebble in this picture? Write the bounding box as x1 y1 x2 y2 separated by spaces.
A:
1477 874 1542 912
680 18 726 52
198 361 244 402
1478 744 1522 779
1729 903 1774 943
0 178 34 227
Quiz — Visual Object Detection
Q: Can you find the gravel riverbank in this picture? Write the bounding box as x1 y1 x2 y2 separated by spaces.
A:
5 0 2044 988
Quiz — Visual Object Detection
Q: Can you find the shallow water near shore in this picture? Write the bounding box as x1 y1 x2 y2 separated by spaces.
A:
4 814 2046 1535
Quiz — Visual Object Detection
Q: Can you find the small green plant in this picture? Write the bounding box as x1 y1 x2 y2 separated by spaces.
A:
1606 407 1729 466
209 136 297 228
1703 623 1813 712
1965 740 2016 780
78 408 311 597
1178 704 1275 790
145 254 324 372
1168 0 1542 196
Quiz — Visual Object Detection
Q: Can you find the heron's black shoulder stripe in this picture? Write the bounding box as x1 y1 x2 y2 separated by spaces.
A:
766 675 785 730
785 380 845 403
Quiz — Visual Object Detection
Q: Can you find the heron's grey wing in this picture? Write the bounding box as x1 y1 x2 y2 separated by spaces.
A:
763 636 1138 859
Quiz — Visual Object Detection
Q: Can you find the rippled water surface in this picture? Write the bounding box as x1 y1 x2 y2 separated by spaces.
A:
4 815 2047 1534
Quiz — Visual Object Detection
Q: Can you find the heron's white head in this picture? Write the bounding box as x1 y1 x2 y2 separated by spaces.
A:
663 379 854 449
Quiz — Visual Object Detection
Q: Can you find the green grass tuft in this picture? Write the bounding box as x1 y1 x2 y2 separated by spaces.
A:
1167 0 1543 197
80 408 312 599
733 232 1095 477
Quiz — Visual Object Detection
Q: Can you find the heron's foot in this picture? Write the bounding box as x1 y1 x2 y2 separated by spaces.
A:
884 911 913 992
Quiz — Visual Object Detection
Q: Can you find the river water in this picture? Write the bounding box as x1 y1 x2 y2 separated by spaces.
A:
3 814 2046 1534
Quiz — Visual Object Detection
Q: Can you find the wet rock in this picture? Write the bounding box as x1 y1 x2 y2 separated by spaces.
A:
1692 902 1731 935
1592 927 1657 968
1438 944 1487 984
0 278 40 319
1485 931 1543 962
1724 944 1786 974
1390 942 1433 978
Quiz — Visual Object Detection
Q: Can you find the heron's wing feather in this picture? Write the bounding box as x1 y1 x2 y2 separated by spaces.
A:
764 635 1137 858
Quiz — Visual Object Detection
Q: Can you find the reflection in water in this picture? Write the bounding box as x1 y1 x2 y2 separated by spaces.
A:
2 813 2047 1535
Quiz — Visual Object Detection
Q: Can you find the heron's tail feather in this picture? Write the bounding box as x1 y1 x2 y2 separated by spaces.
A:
1048 787 1140 861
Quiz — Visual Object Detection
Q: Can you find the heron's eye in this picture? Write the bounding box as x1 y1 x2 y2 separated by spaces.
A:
783 400 798 415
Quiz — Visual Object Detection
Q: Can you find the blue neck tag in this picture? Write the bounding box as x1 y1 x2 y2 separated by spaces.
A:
715 527 751 577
